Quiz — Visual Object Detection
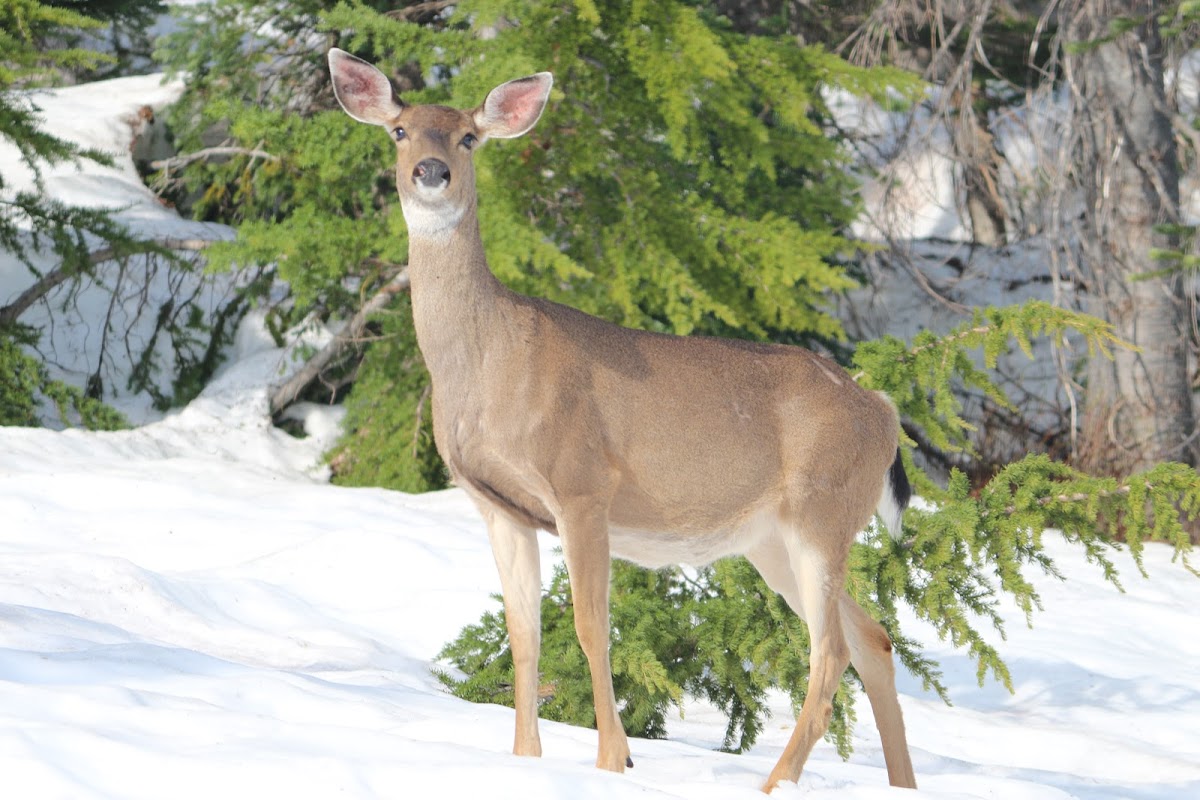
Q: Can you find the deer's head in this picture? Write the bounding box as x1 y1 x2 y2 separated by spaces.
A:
328 48 552 239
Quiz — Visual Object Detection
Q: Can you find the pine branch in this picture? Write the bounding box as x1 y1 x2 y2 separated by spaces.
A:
851 325 992 382
854 301 1126 382
999 483 1134 513
852 301 1131 461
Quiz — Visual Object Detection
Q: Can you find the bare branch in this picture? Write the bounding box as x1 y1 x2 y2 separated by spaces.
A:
0 269 73 328
411 382 432 458
268 267 411 415
0 238 214 327
87 237 213 263
149 147 280 171
386 0 457 21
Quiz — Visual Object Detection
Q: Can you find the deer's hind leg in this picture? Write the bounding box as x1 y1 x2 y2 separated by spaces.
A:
748 535 917 792
747 532 852 794
839 595 917 788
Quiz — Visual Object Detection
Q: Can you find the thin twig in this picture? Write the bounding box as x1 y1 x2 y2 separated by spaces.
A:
149 147 280 171
386 0 457 21
411 382 432 458
0 238 215 327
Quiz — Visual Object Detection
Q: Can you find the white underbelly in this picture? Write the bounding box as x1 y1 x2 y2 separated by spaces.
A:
608 508 781 569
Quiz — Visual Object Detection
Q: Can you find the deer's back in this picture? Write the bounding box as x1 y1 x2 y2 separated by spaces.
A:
435 291 898 540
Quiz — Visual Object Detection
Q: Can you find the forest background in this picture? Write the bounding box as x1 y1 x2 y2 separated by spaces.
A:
3 0 1199 757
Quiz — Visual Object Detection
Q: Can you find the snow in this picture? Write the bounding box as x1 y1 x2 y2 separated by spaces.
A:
3 357 1200 799
0 72 229 247
3 49 1200 800
0 72 238 425
824 88 972 243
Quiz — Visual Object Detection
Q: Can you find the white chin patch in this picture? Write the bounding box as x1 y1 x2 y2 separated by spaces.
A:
402 196 463 239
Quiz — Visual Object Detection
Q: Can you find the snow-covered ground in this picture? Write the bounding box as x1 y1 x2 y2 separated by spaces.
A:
3 53 1200 800
2 345 1199 799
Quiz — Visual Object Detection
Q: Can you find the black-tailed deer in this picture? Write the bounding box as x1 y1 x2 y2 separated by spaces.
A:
328 47 917 793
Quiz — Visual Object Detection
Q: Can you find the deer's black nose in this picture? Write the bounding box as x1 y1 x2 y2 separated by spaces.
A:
413 158 450 188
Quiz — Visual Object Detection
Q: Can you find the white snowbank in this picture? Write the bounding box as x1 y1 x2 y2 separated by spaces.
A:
2 355 1199 798
0 73 238 425
3 32 1199 800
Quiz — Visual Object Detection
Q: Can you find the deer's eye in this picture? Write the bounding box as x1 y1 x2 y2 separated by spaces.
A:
461 132 478 150
393 127 406 141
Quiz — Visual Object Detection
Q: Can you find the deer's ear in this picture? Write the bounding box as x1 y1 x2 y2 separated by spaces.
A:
473 73 553 140
328 48 405 126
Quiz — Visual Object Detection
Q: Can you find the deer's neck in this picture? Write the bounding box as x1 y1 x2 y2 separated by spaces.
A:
405 207 507 382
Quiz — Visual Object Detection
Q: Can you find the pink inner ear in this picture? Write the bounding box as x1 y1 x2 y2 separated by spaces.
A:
340 69 374 98
336 61 381 101
501 90 542 125
331 54 399 124
476 74 550 137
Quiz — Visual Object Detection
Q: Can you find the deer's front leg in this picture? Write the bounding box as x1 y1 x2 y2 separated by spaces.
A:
484 510 543 758
558 504 631 772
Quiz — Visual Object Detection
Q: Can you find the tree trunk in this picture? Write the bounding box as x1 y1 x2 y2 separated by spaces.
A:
1070 1 1198 474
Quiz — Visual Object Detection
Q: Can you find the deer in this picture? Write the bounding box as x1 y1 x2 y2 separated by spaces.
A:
327 47 918 794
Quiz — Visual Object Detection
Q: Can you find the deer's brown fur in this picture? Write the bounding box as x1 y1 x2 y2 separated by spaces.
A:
328 48 917 793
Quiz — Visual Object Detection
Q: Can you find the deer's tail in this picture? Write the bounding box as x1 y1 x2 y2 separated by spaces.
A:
877 448 911 540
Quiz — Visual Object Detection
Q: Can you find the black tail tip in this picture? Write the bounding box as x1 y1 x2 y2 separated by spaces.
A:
626 756 634 769
890 448 911 511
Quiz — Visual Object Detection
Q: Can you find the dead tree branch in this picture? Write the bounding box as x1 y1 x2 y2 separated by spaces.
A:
0 237 213 327
268 267 411 415
386 1 456 21
149 147 280 171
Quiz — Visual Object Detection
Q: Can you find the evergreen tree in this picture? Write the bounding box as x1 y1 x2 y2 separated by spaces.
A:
2 1 251 424
0 0 130 429
43 1 168 81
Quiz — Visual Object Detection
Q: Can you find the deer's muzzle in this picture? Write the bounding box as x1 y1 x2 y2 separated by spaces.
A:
413 158 451 190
